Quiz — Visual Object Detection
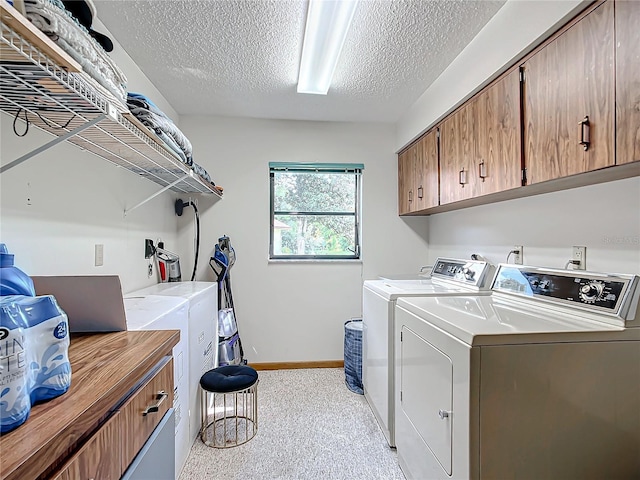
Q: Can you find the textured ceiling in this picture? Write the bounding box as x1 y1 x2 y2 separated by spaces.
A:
94 0 505 123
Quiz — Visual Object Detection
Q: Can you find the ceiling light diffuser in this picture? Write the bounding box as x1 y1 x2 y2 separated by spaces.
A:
297 0 359 95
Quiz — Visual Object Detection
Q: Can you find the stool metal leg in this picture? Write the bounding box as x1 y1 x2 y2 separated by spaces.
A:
200 380 259 448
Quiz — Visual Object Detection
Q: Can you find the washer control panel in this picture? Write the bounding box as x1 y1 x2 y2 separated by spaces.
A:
431 258 493 287
492 265 638 316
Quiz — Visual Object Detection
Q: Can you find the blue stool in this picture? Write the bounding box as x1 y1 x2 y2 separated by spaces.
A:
199 365 259 448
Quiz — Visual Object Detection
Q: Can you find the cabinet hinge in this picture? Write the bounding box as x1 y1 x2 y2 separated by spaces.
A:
519 67 525 83
400 391 403 402
436 129 440 139
521 168 527 185
400 331 403 342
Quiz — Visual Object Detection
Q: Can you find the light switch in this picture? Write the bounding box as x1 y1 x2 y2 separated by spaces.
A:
94 244 104 266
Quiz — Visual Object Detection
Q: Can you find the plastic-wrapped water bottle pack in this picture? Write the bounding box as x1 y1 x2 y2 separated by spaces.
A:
0 244 72 434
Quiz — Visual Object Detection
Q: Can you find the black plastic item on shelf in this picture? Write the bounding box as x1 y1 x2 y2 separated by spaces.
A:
61 0 114 52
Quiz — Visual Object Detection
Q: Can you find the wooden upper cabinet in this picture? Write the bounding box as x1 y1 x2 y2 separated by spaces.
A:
440 100 476 204
475 69 522 196
440 69 521 204
523 0 615 184
414 129 439 211
615 0 640 164
398 146 414 215
398 129 439 214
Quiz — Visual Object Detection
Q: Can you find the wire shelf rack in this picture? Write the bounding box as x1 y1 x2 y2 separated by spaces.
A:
0 4 222 197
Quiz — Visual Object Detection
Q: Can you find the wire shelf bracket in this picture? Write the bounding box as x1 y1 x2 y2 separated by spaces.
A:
0 114 106 174
124 172 191 216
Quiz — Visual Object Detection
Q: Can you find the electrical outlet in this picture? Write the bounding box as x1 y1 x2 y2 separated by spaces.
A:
572 246 586 270
94 244 104 266
513 245 523 265
144 238 154 259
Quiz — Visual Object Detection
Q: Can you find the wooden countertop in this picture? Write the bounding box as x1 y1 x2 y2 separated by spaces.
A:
0 330 179 480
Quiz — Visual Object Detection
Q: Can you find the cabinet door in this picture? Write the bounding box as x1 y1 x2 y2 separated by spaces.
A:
523 1 614 184
398 147 414 215
51 413 122 480
475 69 522 196
440 101 476 204
413 129 439 211
616 0 640 164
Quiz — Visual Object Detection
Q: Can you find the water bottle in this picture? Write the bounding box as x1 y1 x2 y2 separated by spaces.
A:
0 298 30 434
0 244 35 297
21 295 71 403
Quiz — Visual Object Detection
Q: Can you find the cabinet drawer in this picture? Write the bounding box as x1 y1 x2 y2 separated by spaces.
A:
51 413 121 480
120 358 174 473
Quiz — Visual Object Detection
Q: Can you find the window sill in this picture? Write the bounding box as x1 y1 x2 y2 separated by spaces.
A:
268 258 363 264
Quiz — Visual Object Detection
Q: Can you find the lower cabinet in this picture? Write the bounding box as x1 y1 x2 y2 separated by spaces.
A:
51 358 174 480
122 410 176 480
51 414 122 480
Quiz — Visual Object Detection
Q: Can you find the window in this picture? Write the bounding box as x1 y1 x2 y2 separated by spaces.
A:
269 162 363 260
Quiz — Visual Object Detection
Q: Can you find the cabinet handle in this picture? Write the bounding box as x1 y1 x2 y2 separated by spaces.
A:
408 190 413 202
142 390 168 416
459 169 467 187
478 160 487 181
438 409 451 420
417 185 423 199
579 116 590 151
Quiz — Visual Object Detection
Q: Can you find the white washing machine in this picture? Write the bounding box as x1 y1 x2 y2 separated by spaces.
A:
394 264 640 480
123 295 189 480
125 281 217 476
362 257 495 447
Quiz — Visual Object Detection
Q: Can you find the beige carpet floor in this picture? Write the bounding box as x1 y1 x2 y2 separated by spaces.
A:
179 368 405 480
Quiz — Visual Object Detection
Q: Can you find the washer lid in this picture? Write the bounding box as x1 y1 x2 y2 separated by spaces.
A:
364 278 491 300
127 281 217 301
396 295 639 346
124 294 188 330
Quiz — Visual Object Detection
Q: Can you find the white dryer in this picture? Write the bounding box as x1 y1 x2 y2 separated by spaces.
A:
362 257 495 447
123 295 189 480
126 281 217 454
394 264 640 480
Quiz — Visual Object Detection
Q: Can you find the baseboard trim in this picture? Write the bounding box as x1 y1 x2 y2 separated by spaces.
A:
249 360 344 371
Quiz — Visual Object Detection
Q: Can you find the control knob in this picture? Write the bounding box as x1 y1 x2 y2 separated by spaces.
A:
462 267 475 281
579 281 604 303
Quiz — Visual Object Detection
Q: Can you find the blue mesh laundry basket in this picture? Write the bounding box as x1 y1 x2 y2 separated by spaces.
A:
344 318 363 394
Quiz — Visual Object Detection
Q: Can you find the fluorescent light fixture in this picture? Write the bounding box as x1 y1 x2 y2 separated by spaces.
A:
297 0 358 95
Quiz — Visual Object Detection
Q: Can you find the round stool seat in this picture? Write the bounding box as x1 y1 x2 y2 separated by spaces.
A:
200 365 258 393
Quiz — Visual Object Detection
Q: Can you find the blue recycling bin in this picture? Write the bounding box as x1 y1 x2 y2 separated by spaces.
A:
344 318 363 394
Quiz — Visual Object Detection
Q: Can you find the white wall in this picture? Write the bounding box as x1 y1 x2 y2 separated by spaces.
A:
0 112 179 293
177 116 428 363
427 177 640 275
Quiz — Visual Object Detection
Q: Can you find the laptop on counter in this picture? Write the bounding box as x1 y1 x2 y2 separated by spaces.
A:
32 275 127 333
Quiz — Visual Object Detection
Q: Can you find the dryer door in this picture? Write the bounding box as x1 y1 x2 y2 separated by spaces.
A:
400 325 453 475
